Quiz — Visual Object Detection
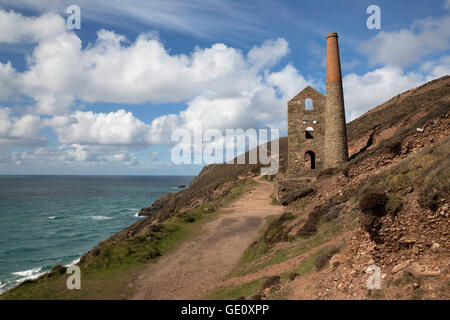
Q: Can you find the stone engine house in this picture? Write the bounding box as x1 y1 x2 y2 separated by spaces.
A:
288 32 349 178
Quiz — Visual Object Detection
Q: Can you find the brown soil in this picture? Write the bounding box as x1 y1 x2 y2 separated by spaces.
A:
129 179 283 299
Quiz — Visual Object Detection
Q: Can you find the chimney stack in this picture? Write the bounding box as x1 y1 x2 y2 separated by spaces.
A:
324 32 349 168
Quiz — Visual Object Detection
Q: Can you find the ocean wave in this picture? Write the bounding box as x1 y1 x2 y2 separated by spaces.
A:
12 267 42 277
48 216 56 219
65 257 80 267
12 267 46 284
90 215 113 220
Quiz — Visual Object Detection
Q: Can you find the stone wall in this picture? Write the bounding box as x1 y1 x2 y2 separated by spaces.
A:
288 86 325 178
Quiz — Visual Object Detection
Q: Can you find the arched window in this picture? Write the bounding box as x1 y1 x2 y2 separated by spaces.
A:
304 151 316 170
305 98 313 110
305 126 314 139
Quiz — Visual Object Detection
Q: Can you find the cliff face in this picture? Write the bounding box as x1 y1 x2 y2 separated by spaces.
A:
101 74 449 270
232 75 450 300
2 76 448 300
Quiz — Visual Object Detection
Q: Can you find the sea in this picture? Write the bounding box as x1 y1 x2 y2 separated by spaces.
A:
0 175 193 294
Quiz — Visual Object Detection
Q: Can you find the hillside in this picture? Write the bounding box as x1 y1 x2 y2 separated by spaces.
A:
1 75 449 300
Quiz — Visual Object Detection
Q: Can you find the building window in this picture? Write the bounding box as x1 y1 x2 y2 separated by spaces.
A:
305 98 313 110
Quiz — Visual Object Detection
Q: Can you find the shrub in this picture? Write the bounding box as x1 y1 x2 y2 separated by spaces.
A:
419 162 449 211
322 206 341 222
260 276 280 291
264 212 294 245
182 215 196 223
280 187 314 206
385 195 403 216
289 273 299 281
359 192 388 217
297 200 337 237
359 214 383 243
317 168 337 180
314 246 340 271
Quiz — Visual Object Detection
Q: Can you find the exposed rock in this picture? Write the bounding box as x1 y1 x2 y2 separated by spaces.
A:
329 254 343 269
407 262 441 277
392 259 412 274
431 242 441 253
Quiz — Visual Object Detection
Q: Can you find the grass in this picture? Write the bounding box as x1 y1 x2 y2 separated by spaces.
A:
292 248 327 275
355 136 449 206
206 278 266 300
1 178 258 300
270 193 280 205
238 214 281 266
231 210 355 277
222 178 259 206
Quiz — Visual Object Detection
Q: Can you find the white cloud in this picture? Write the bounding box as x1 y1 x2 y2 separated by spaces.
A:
0 8 448 171
421 55 450 81
361 15 450 67
0 0 265 40
9 144 139 167
0 61 17 100
266 64 311 99
0 9 66 43
445 0 450 10
343 66 424 121
52 109 152 146
247 38 289 69
0 108 43 145
9 20 285 114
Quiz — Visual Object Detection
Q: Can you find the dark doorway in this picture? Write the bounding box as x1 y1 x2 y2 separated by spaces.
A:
304 151 316 170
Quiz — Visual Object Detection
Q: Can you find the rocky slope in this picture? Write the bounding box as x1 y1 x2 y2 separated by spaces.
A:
1 75 448 300
222 75 449 300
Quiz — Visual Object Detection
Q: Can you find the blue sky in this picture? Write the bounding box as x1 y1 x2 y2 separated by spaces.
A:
0 0 449 175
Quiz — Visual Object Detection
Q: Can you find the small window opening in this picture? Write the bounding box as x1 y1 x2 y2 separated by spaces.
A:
305 126 314 139
305 98 313 110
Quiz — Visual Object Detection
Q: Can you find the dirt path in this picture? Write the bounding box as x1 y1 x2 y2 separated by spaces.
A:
129 179 283 300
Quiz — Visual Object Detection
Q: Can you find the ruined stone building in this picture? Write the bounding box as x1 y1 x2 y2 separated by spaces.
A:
288 32 349 178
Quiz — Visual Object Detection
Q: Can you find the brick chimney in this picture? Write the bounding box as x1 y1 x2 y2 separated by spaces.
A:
324 32 349 168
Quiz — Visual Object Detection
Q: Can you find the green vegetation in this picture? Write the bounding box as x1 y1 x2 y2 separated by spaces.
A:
222 178 259 206
292 248 326 276
238 214 281 266
206 278 266 300
214 245 341 301
279 187 314 206
232 209 355 277
270 193 280 205
314 246 340 271
356 135 450 212
385 194 403 216
1 178 258 300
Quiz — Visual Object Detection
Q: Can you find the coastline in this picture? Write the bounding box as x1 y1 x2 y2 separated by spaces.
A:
0 176 194 296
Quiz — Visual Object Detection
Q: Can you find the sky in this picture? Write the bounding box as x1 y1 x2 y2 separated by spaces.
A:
0 0 449 175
